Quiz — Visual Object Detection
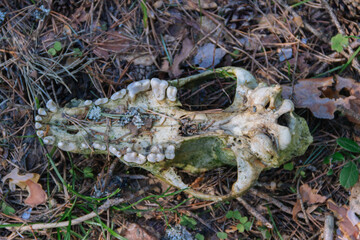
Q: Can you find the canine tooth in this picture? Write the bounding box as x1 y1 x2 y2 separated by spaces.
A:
43 136 55 145
165 145 175 159
58 141 76 151
151 78 169 101
84 100 92 106
111 89 127 100
94 98 109 105
127 79 151 100
35 115 42 121
38 108 47 116
36 130 45 138
166 86 177 102
35 122 42 129
92 142 106 151
46 99 57 112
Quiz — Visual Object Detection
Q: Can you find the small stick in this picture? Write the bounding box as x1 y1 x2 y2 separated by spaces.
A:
323 214 334 240
236 197 273 229
6 186 154 232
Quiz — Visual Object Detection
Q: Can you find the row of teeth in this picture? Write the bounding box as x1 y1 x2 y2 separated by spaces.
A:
36 134 176 165
36 78 177 118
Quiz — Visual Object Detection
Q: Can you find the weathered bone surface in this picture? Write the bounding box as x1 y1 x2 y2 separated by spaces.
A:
35 67 312 201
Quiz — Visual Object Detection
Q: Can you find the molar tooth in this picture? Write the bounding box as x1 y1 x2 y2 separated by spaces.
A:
58 141 77 151
46 99 58 112
43 136 55 145
166 86 177 102
124 152 137 162
111 89 127 100
147 153 165 162
165 145 175 159
136 154 147 164
81 142 89 149
94 98 109 105
92 142 107 151
36 130 45 138
151 78 169 101
35 122 43 129
109 146 122 157
150 145 163 153
35 115 42 121
38 108 47 116
84 100 92 106
127 79 151 100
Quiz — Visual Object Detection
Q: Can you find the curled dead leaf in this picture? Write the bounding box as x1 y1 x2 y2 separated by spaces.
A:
282 75 360 124
2 168 47 207
292 184 327 220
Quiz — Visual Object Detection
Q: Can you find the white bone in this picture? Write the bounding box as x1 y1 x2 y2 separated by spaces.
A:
43 136 55 145
35 115 42 121
92 142 106 151
109 146 122 158
136 154 147 164
35 122 42 129
276 99 294 116
94 98 109 105
151 78 168 101
111 89 127 101
165 145 175 159
150 145 163 153
127 79 151 100
38 108 47 116
84 100 92 106
81 143 89 149
58 141 76 151
147 153 165 162
166 86 177 102
46 100 57 112
36 130 45 138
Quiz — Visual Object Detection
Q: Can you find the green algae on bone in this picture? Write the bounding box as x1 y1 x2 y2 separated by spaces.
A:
36 67 313 201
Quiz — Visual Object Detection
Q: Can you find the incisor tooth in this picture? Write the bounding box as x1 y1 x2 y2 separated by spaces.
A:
166 86 177 102
38 108 47 116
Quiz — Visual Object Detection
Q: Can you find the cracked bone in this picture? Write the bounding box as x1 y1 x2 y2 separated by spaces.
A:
166 86 177 102
94 98 109 106
46 100 58 112
111 89 127 101
127 79 151 100
43 136 55 145
37 108 47 116
151 78 169 100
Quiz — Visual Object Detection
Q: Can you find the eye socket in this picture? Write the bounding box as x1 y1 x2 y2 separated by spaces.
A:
277 113 290 127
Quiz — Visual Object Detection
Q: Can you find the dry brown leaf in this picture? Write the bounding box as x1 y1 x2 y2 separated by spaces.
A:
327 200 360 240
282 75 360 124
120 223 158 240
169 38 194 77
350 181 360 216
2 168 47 207
292 184 326 220
23 179 47 207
